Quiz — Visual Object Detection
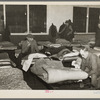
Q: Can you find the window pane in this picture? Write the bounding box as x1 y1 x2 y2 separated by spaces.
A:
73 7 87 32
88 8 100 32
29 5 46 33
0 5 3 19
0 5 4 33
6 5 27 33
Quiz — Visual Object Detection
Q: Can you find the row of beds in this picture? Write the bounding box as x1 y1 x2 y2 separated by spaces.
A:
0 40 100 89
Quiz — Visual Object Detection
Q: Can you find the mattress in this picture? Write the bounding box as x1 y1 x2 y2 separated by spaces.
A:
30 59 88 84
39 67 88 83
0 41 17 50
0 52 11 68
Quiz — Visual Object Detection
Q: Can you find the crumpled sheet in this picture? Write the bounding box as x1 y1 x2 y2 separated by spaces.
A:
62 51 79 61
22 53 47 72
30 59 88 84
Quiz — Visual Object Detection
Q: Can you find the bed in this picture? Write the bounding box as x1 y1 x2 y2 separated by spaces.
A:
30 58 88 84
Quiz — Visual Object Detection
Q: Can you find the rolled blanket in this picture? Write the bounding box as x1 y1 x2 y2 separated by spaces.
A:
42 67 88 83
31 59 88 84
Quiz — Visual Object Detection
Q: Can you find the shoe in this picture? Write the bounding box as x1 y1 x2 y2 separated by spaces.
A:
90 85 96 90
79 82 84 88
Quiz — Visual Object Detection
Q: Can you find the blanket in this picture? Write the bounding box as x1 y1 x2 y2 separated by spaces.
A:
0 68 31 90
31 59 88 83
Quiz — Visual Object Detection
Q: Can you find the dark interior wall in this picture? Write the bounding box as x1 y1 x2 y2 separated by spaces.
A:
0 33 95 45
10 35 49 45
74 33 95 43
9 34 95 45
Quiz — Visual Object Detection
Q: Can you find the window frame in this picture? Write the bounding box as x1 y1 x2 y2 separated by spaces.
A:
29 5 47 34
73 6 99 34
3 4 47 35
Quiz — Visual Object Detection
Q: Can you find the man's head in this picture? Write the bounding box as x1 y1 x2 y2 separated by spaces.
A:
79 46 90 59
26 34 34 41
65 20 69 26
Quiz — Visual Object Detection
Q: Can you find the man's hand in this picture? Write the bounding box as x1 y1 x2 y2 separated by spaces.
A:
27 41 31 47
72 60 80 69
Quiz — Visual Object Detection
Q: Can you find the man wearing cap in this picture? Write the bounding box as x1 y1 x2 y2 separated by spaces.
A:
75 46 100 89
17 34 39 68
19 34 39 57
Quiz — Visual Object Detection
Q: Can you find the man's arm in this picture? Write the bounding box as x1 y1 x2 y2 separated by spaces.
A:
31 40 39 53
67 25 73 35
58 25 67 34
88 55 97 76
34 41 39 52
80 59 87 71
21 41 30 54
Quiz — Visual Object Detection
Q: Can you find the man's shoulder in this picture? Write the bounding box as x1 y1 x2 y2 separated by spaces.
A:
89 52 98 60
22 40 27 43
21 40 28 45
32 39 36 43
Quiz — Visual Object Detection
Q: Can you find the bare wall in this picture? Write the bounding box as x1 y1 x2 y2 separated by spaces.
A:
47 5 73 32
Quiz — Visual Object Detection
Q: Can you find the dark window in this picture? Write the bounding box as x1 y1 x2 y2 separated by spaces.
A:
0 5 3 19
73 7 87 32
6 5 27 33
0 5 4 33
29 5 46 33
88 8 100 32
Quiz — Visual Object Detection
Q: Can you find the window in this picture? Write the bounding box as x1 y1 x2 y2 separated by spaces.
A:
73 7 87 32
0 5 4 33
73 7 100 33
88 8 100 32
6 5 27 33
29 5 46 33
0 5 3 19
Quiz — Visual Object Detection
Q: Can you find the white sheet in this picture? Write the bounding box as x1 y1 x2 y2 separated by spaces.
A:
22 53 47 72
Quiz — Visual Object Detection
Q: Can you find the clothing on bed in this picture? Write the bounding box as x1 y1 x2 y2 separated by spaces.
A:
45 46 70 55
49 23 57 43
22 53 47 72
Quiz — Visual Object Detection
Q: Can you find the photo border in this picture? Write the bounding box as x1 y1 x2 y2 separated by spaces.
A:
0 0 100 99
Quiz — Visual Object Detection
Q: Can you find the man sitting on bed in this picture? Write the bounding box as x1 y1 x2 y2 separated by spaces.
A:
17 34 39 68
73 46 100 89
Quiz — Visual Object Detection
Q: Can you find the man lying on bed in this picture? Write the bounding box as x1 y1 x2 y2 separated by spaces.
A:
17 34 39 68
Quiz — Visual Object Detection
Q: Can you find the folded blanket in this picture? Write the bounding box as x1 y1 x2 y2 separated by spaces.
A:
63 56 79 62
0 52 12 68
31 59 88 83
41 67 88 83
63 51 79 58
0 41 14 47
48 44 61 48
